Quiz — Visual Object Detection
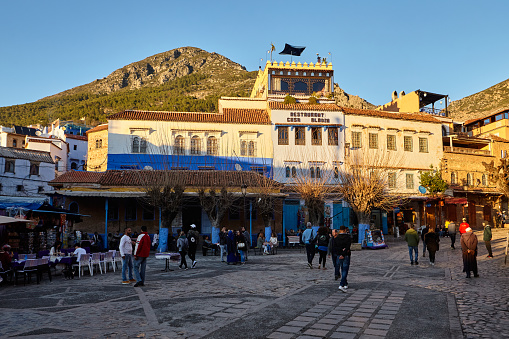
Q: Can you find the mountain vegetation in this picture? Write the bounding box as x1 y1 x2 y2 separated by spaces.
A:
448 77 509 121
0 46 376 127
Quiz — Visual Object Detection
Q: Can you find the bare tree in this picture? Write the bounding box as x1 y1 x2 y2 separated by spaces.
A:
483 159 509 197
198 187 236 230
250 172 284 229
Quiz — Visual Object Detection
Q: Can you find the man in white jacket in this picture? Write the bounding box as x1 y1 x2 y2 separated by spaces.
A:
119 227 136 285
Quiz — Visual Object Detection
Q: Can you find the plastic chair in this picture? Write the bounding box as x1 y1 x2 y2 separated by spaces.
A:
15 259 39 285
112 250 122 269
91 253 103 275
102 251 115 272
0 261 13 284
72 253 92 278
37 257 52 282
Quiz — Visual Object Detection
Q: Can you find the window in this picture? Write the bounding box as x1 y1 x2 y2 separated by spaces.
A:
69 202 79 213
30 162 39 175
387 135 396 151
73 145 77 151
174 135 185 155
142 206 155 220
316 167 321 179
17 185 24 192
207 136 218 155
241 140 247 156
388 172 396 188
406 174 414 189
38 186 44 193
351 131 362 148
291 166 297 178
12 139 17 147
71 162 78 170
294 81 307 92
285 166 290 178
482 174 487 186
328 127 338 145
369 133 378 149
404 136 413 152
191 136 201 155
419 137 428 153
311 127 322 145
95 139 102 149
4 159 15 173
451 172 457 185
125 201 137 221
278 127 289 145
467 173 473 186
295 127 305 145
310 167 315 178
107 204 119 221
132 136 147 153
248 141 256 157
334 167 339 179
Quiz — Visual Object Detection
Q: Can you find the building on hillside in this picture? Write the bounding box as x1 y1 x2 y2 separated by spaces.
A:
102 109 273 174
439 133 509 229
49 170 284 248
0 126 38 148
86 124 108 172
342 107 444 233
25 136 68 175
377 90 450 117
0 147 54 209
464 108 509 138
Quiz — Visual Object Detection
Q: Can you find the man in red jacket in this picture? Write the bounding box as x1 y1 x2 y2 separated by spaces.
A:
459 218 469 235
133 226 151 287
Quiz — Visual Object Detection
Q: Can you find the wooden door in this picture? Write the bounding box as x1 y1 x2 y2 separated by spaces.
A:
468 201 476 228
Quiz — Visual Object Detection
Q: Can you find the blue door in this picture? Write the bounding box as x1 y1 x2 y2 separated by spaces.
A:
283 200 300 231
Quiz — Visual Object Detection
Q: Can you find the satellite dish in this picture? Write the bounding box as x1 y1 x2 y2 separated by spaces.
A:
235 164 242 171
35 131 42 136
418 186 427 194
143 166 153 171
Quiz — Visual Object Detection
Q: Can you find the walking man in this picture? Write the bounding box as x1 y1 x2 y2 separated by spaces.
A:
461 227 479 278
119 227 136 285
483 222 493 258
187 224 199 268
133 226 150 287
302 222 316 269
335 226 352 293
421 225 429 258
448 220 457 249
405 224 419 265
219 227 227 262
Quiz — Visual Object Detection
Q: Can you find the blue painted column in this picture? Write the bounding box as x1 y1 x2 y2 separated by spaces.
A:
282 199 286 246
104 198 109 250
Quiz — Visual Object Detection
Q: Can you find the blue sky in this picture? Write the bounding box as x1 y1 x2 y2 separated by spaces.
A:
1 0 508 108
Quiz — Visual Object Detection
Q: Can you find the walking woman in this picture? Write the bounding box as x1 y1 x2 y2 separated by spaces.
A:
226 230 238 265
316 226 330 270
177 231 189 270
424 227 440 266
461 227 479 278
236 230 247 264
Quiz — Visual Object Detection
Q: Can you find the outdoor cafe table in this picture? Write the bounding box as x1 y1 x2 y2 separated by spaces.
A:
155 252 180 272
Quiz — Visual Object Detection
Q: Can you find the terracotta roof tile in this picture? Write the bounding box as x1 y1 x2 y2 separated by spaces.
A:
50 170 105 184
86 124 108 134
483 134 509 143
269 101 342 111
342 107 442 124
0 146 54 163
65 134 87 141
107 109 271 125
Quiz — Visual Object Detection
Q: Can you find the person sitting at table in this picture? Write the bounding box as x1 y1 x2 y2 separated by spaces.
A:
0 244 12 270
72 243 87 261
202 235 218 256
50 241 62 256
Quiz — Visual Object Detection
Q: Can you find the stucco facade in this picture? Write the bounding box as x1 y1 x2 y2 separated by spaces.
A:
86 124 108 172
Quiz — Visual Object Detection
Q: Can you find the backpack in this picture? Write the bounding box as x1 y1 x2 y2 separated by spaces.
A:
317 234 328 247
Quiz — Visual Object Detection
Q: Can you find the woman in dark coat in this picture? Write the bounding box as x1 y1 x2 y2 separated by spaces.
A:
226 230 238 265
316 226 330 269
461 227 478 278
424 227 440 266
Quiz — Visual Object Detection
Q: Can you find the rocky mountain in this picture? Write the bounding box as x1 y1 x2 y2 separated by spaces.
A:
334 84 375 110
447 77 509 121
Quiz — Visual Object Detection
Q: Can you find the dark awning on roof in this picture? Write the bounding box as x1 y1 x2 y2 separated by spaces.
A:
417 90 447 108
279 43 306 56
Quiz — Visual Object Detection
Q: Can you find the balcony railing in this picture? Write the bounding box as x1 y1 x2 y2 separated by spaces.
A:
420 107 446 116
444 146 491 155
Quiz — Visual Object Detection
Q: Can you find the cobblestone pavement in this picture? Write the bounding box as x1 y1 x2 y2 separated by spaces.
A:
1 229 508 338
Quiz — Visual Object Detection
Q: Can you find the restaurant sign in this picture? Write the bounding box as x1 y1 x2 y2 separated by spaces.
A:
287 111 331 123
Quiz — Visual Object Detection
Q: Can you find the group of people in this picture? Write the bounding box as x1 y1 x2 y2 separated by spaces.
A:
176 224 200 269
300 222 352 292
405 218 495 278
119 226 151 287
256 231 278 255
218 226 250 264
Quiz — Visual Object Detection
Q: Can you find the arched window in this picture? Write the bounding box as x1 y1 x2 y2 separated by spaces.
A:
95 139 102 149
191 136 201 155
451 172 456 185
467 173 473 186
334 167 339 179
285 166 290 178
294 81 307 92
69 202 79 214
71 162 78 170
240 140 247 156
310 167 315 178
291 167 297 178
248 141 256 157
482 174 487 186
316 167 321 179
174 135 185 155
281 81 289 91
312 82 325 92
132 137 147 153
207 136 218 155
